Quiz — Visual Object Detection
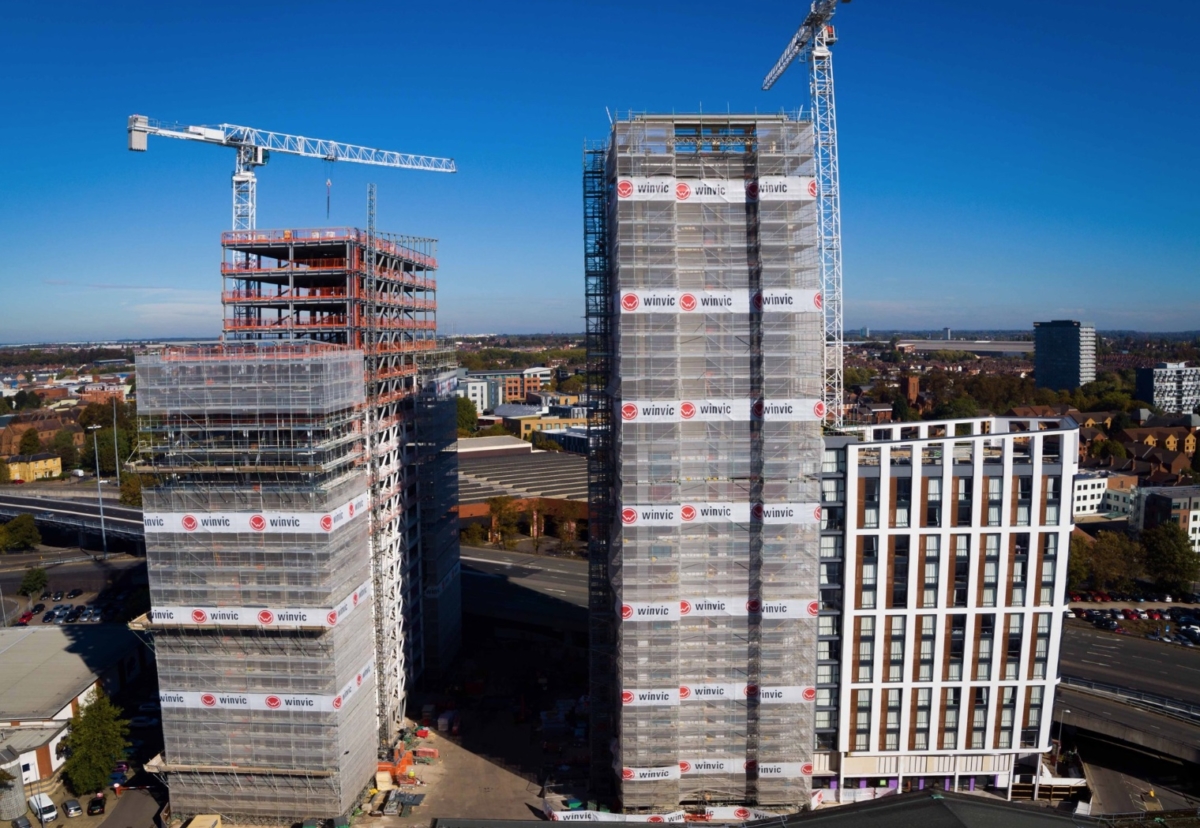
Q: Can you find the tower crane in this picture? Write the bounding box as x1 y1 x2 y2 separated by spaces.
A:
762 0 850 429
127 115 456 231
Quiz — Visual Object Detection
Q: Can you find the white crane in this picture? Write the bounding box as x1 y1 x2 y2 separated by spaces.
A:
762 0 850 429
127 115 456 231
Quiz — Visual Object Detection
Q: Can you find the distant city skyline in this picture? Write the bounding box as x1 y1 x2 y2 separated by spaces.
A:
2 1 1197 340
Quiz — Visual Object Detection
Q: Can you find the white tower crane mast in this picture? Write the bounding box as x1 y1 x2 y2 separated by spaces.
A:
763 0 850 429
127 115 456 232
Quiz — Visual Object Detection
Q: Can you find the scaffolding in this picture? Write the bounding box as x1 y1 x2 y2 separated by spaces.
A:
137 344 377 820
588 115 823 810
221 227 461 743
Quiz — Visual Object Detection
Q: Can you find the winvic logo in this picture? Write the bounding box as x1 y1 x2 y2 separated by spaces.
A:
200 693 217 707
621 604 633 619
675 182 692 200
621 403 638 421
621 508 638 525
326 610 339 626
258 610 274 625
617 180 634 199
181 515 198 532
680 505 697 522
191 609 208 623
745 181 759 199
679 293 697 312
620 293 640 311
621 768 635 780
249 514 266 532
265 695 282 709
621 691 634 705
808 179 818 197
679 402 696 419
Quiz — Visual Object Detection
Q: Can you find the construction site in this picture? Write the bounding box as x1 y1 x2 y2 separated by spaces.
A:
585 113 825 810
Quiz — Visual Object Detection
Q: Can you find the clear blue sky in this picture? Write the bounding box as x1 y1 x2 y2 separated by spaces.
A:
2 0 1197 341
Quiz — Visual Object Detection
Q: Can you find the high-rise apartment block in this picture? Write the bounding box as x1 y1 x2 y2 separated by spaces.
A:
585 113 826 809
1136 362 1200 414
1033 320 1095 391
818 416 1078 801
220 227 462 733
137 345 377 817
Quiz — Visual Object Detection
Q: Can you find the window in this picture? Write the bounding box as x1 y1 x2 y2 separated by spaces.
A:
998 686 1016 749
818 664 835 684
861 537 878 610
942 688 960 749
948 614 966 681
956 476 973 524
975 613 994 681
982 534 999 608
822 477 844 503
864 478 880 529
1005 614 1023 680
884 689 901 750
922 535 940 608
857 616 875 682
823 448 845 474
895 478 912 528
918 615 935 682
818 615 837 637
914 687 931 750
855 690 872 751
820 535 843 559
892 536 909 608
888 615 905 682
953 535 970 608
971 687 989 749
987 476 1002 526
926 477 942 527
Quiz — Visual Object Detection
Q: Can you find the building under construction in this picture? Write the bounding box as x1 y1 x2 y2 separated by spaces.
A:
585 114 824 809
220 226 461 740
137 344 376 818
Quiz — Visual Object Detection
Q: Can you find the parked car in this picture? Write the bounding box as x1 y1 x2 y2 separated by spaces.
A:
17 612 33 626
128 716 159 729
51 591 63 601
62 800 81 818
41 611 56 624
31 603 45 614
86 796 105 817
12 816 33 828
66 589 83 599
28 794 58 823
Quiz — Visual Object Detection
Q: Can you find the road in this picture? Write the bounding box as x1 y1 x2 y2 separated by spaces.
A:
459 546 587 632
460 546 587 606
1060 622 1200 706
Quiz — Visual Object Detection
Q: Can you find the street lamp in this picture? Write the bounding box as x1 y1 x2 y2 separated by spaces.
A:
111 396 121 487
1055 709 1070 769
87 425 108 559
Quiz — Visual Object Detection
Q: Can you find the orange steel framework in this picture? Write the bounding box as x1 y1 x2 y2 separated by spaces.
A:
221 227 441 744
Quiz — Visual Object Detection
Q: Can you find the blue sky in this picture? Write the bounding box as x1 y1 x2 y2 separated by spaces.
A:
1 0 1197 341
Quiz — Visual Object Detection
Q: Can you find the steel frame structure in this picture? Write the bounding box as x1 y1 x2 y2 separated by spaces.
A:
762 2 846 430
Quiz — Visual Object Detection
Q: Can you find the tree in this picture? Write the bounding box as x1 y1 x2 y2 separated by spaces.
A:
1142 521 1200 596
1067 535 1091 592
555 514 577 555
1092 439 1127 460
487 495 521 549
63 692 130 796
2 514 41 550
18 428 42 456
0 461 8 484
456 396 478 433
119 474 144 507
461 522 486 547
1082 531 1143 591
477 423 510 437
53 429 79 470
558 375 584 395
80 427 132 477
18 567 48 598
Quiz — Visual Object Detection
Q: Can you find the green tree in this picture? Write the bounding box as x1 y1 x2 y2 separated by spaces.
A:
456 396 478 433
10 390 43 411
844 366 875 388
487 495 520 549
2 514 41 550
1084 531 1143 591
1067 535 1091 592
18 428 42 456
0 461 8 484
1142 521 1200 596
460 522 486 546
53 429 79 470
63 692 130 796
558 375 584 394
18 567 48 598
119 474 144 507
80 428 132 477
477 423 510 437
1091 439 1127 460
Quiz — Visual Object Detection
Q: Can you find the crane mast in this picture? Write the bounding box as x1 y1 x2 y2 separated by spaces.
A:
127 115 456 231
763 1 848 429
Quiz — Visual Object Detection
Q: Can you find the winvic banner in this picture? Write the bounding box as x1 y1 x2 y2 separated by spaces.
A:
621 598 820 621
619 398 825 423
617 289 820 314
619 503 822 527
159 659 374 714
615 176 817 203
143 492 369 535
150 579 372 629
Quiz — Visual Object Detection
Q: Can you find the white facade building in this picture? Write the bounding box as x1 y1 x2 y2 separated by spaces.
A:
1136 362 1200 414
819 416 1078 801
457 379 490 413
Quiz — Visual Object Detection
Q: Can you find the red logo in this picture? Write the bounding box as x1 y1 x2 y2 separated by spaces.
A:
745 181 759 200
744 684 759 698
249 514 266 532
680 505 697 522
813 506 823 522
621 508 637 525
813 292 823 310
807 179 818 198
675 182 692 200
744 761 758 773
332 696 343 710
621 293 640 312
679 293 697 312
747 599 762 613
752 291 763 311
680 402 696 419
191 609 208 624
751 400 765 418
751 503 764 520
621 604 633 619
200 693 217 707
802 687 817 701
352 592 359 606
621 691 634 705
258 610 274 625
357 673 363 686
679 761 692 773
648 818 664 823
801 762 814 775
320 515 333 532
734 808 751 820
617 180 634 199
265 695 281 709
621 768 635 780
679 686 691 700
181 515 198 532
348 503 355 518
807 600 820 616
621 403 638 421
813 401 826 418
680 600 692 615
327 610 338 626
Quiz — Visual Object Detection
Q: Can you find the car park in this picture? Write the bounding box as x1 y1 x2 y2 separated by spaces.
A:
62 800 81 818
